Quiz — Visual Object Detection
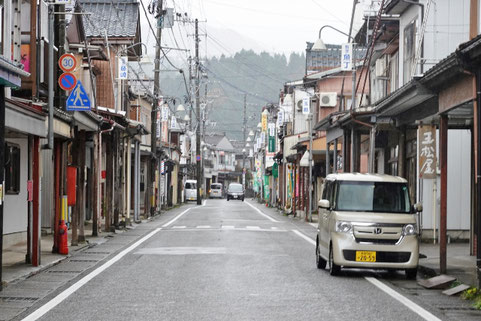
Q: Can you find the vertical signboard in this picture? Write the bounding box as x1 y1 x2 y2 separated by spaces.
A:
156 111 161 138
262 112 268 132
419 125 437 179
341 43 353 71
118 56 128 79
268 122 275 152
302 97 310 115
277 110 284 127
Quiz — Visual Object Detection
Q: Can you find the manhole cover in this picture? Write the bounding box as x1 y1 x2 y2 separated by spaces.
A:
0 296 38 302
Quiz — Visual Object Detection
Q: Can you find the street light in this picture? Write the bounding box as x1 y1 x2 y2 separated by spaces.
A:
311 25 351 51
176 104 185 112
246 137 252 142
248 130 254 136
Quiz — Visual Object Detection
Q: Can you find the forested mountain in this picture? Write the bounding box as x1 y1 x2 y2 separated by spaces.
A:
159 50 305 140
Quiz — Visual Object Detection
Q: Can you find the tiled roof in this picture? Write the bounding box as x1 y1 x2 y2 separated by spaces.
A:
78 0 139 38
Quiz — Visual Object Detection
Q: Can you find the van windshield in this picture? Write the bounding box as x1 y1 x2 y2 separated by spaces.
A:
336 181 411 213
185 182 196 189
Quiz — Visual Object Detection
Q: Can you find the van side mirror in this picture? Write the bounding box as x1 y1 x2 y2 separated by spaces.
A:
413 202 423 213
318 199 330 209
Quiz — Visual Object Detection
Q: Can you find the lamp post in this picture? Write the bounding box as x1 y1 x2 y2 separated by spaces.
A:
313 25 356 173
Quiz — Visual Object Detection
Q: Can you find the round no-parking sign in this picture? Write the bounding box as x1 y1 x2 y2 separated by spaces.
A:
58 72 77 91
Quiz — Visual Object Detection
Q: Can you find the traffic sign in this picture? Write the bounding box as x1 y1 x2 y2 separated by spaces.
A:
58 72 77 91
58 53 77 72
66 81 91 111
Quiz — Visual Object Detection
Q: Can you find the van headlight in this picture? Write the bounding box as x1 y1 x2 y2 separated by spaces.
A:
336 221 352 233
402 224 417 236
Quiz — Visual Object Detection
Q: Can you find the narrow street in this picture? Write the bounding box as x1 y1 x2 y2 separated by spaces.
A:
10 200 448 321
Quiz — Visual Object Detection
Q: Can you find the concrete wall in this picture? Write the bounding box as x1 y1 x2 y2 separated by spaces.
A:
4 138 29 242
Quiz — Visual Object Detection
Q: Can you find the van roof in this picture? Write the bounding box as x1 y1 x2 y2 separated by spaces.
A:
211 183 222 185
185 179 197 183
325 173 407 183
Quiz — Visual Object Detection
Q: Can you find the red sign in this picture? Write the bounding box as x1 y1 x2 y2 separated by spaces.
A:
58 53 77 72
101 170 106 179
27 180 33 202
58 72 77 91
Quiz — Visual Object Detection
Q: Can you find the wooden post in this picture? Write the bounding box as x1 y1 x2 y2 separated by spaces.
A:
92 133 99 236
78 130 86 243
32 136 40 266
52 140 61 252
71 136 78 246
440 115 448 274
105 134 113 232
113 130 119 228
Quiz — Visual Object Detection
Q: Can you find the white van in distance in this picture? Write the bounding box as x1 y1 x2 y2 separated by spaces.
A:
184 179 197 202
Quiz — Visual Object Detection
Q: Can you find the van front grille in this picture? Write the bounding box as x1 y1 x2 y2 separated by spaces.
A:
355 237 400 245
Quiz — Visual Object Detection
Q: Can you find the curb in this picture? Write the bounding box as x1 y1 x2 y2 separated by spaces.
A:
4 256 68 287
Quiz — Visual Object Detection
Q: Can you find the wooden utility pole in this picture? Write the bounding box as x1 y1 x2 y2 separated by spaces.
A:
195 18 202 205
149 0 163 216
92 133 99 236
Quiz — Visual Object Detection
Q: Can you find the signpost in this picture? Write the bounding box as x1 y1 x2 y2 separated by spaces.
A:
66 81 91 111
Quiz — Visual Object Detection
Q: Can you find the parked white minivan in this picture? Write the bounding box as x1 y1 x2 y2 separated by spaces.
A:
316 173 421 279
184 180 197 202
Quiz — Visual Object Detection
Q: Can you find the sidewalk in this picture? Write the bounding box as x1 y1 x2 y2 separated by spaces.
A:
2 223 119 287
419 242 478 286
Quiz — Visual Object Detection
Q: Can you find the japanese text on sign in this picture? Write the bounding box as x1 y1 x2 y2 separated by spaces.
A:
341 43 353 71
118 56 128 79
419 125 437 179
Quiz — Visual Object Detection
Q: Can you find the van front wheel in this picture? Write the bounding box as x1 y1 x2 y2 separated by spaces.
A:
316 239 326 269
329 245 340 276
405 268 417 280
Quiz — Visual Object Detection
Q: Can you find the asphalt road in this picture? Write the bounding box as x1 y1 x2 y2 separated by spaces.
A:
16 199 447 321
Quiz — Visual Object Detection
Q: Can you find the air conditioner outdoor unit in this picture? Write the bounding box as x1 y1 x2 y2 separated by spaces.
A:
375 58 387 77
296 99 303 111
318 92 337 107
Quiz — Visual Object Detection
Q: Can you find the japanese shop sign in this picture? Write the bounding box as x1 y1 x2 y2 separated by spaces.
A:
118 56 128 79
341 43 353 71
419 125 437 179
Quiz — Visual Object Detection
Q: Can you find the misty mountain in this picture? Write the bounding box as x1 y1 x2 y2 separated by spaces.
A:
159 50 305 140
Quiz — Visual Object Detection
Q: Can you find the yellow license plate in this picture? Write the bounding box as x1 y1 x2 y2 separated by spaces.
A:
356 251 376 262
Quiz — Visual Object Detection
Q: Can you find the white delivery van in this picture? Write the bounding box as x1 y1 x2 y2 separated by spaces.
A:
184 180 197 202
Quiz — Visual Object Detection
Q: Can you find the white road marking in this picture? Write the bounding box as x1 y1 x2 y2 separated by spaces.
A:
246 226 261 230
197 225 211 229
222 225 235 229
162 200 206 228
292 229 316 245
271 227 278 230
22 228 162 321
245 201 279 222
134 247 226 255
172 226 186 229
364 277 442 321
309 223 317 228
291 229 442 321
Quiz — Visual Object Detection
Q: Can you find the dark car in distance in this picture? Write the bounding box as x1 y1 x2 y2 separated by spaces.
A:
226 183 244 201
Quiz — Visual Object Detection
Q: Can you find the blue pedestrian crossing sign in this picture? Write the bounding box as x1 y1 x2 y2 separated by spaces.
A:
66 80 91 111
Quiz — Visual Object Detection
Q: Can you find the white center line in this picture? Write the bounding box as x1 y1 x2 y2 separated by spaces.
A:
246 226 261 230
245 201 279 222
172 226 186 229
222 225 235 229
291 229 442 321
197 225 211 229
22 228 162 321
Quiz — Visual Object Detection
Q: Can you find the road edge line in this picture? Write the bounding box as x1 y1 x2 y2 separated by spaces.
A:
364 277 442 321
245 201 279 222
291 229 442 321
22 228 162 321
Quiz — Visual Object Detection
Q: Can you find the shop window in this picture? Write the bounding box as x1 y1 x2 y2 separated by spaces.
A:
403 19 417 84
5 143 20 194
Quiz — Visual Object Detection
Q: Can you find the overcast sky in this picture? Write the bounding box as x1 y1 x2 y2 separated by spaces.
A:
138 0 377 64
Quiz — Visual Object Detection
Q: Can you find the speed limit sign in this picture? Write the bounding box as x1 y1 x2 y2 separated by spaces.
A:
58 53 77 72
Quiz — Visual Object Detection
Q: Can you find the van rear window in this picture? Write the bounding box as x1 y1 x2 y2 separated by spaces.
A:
185 182 197 189
211 185 221 190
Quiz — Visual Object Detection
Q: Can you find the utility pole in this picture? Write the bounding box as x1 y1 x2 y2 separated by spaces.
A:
243 94 247 188
195 18 202 205
149 0 163 217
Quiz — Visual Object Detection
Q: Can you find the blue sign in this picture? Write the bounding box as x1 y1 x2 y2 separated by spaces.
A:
66 80 91 111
